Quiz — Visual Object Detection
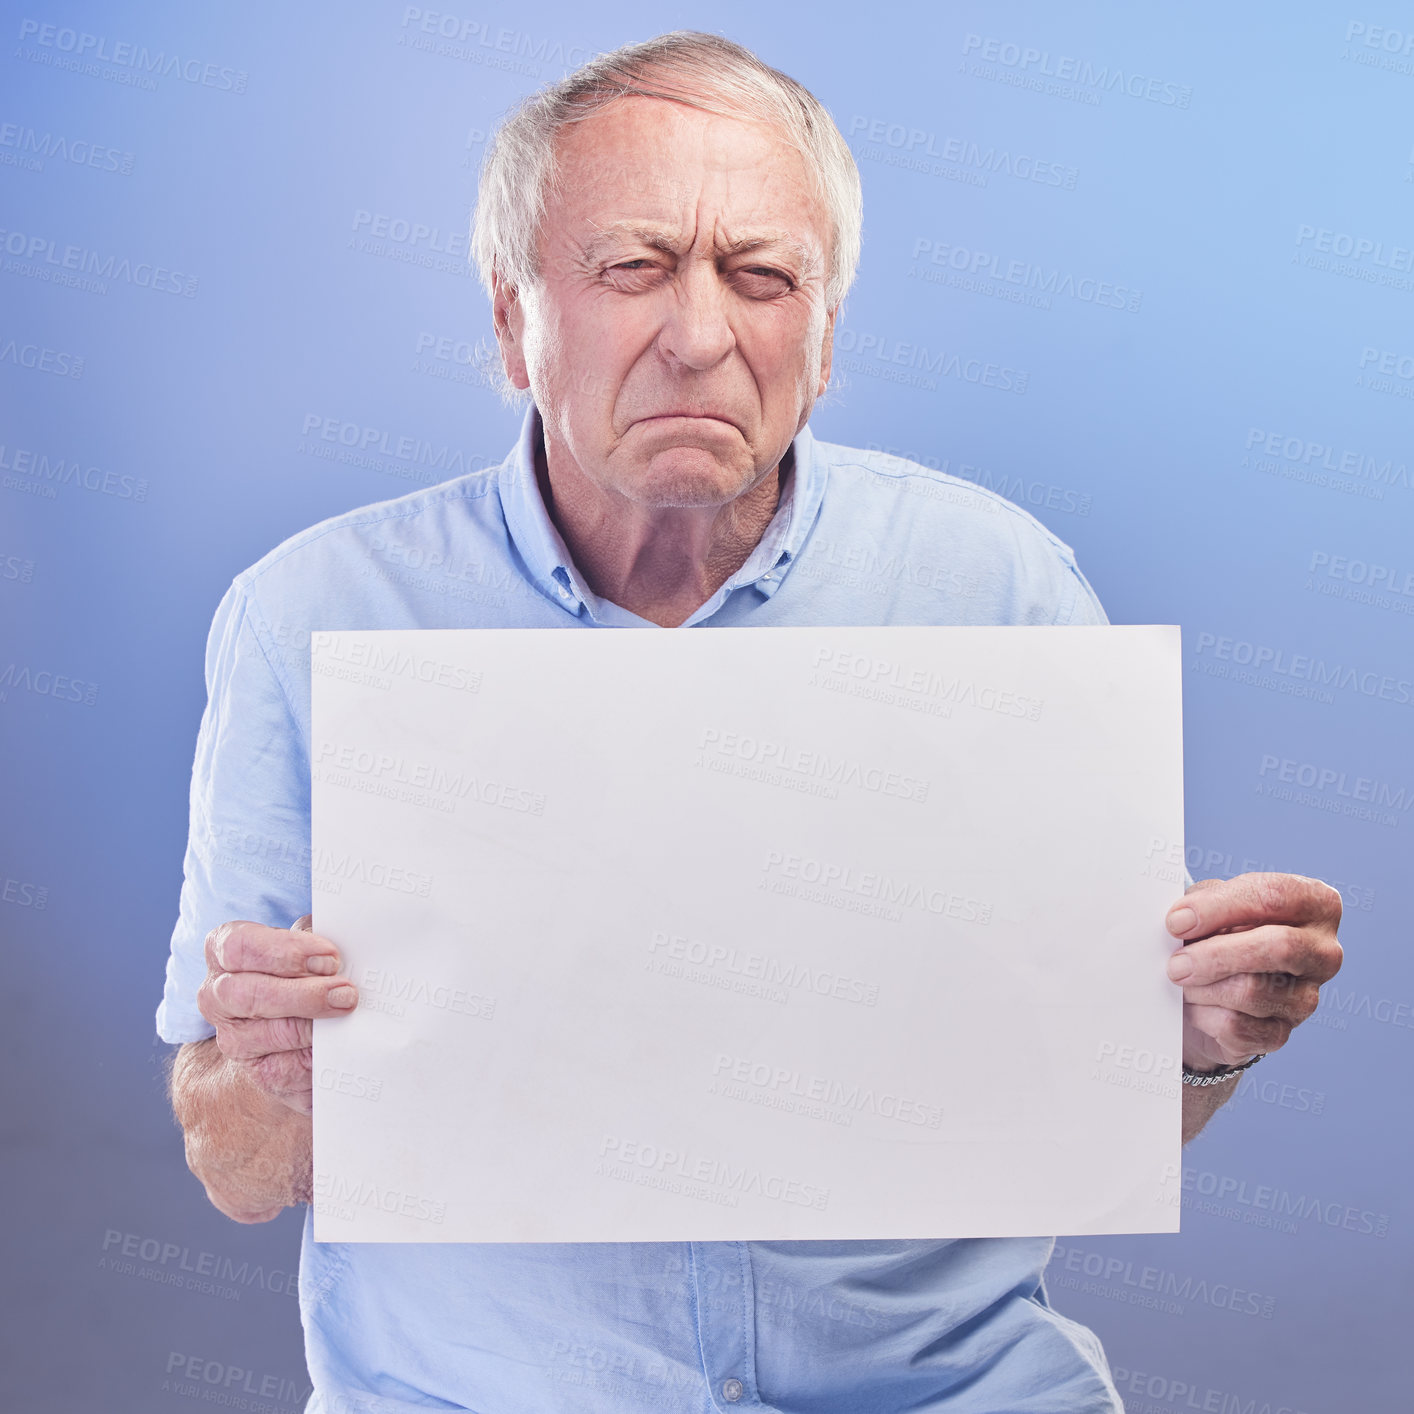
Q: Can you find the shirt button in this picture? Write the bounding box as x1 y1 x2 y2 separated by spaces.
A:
722 1377 744 1402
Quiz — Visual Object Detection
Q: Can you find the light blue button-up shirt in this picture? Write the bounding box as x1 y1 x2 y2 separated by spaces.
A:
158 408 1121 1414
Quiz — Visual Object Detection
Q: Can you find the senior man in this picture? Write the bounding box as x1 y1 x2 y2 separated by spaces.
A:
160 31 1342 1414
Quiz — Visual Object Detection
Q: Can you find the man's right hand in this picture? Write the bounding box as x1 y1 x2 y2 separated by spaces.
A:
196 915 358 1115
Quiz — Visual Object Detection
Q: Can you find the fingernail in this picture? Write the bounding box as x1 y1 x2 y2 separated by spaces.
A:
1167 906 1198 936
306 956 338 975
1167 952 1193 981
328 985 357 1009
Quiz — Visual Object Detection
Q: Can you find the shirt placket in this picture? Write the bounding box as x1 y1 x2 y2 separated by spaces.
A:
690 1241 774 1412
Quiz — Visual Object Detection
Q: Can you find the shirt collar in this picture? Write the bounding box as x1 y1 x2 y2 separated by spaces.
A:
497 405 827 625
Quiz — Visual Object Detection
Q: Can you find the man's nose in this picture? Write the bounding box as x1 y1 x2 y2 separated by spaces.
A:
657 266 735 371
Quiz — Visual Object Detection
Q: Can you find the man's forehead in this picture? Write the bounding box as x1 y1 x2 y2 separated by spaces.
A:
558 93 797 167
548 98 827 236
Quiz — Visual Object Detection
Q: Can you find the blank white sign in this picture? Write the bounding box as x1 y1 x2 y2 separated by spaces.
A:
311 625 1183 1242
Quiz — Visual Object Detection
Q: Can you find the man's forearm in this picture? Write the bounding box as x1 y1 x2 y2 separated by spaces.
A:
169 1038 312 1223
1181 1075 1237 1145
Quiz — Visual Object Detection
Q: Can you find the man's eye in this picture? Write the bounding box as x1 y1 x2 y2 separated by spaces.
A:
735 267 794 295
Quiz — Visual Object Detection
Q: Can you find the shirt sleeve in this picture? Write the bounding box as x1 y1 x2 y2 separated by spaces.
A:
155 580 312 1044
1055 558 1110 627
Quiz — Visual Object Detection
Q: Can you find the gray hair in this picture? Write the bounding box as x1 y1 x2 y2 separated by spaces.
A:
470 31 863 310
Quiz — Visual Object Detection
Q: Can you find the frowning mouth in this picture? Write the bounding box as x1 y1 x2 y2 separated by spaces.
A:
633 412 742 433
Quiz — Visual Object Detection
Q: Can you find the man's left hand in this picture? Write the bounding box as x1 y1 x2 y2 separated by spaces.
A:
1165 873 1343 1072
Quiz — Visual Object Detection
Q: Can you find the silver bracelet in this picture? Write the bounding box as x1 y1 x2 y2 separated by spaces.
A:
1181 1053 1267 1087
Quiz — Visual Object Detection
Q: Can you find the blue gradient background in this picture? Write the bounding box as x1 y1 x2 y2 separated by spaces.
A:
1 3 1409 1410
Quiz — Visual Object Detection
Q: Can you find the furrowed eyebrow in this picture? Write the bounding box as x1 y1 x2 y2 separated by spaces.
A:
580 224 684 263
580 222 817 274
717 235 814 270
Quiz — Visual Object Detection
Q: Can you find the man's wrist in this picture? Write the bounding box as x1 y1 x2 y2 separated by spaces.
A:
1181 1053 1266 1086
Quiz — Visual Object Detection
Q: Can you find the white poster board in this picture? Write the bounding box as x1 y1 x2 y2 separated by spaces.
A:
311 626 1183 1242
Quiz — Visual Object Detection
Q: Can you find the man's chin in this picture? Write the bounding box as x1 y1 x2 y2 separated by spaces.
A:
627 477 747 510
618 448 760 509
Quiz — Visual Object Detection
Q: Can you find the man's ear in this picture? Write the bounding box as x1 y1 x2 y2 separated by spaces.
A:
491 271 531 391
816 304 838 398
